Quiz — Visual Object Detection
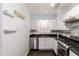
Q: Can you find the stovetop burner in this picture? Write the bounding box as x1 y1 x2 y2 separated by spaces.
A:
65 41 79 47
59 37 79 48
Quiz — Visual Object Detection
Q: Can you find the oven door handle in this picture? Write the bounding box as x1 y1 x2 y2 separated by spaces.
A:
58 43 67 51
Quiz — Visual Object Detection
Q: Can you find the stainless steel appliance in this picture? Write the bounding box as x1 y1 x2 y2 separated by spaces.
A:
30 37 39 50
57 40 69 56
57 35 79 56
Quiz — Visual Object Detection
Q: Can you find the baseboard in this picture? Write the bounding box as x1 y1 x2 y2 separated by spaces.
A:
39 49 53 51
30 49 38 51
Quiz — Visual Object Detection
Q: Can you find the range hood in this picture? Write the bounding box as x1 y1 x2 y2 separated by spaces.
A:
64 15 79 29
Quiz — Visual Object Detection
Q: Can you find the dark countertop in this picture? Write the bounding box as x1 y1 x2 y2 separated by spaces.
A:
59 35 79 47
69 36 79 56
30 34 57 38
70 47 79 56
51 30 71 34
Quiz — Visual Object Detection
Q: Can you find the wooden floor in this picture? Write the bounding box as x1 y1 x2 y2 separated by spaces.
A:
27 50 56 56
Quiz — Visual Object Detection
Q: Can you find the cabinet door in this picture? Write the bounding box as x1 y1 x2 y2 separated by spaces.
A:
39 38 46 50
52 38 57 55
39 37 57 54
45 38 57 54
45 38 53 49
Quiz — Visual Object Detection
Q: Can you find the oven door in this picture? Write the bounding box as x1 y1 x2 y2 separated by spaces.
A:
57 43 69 56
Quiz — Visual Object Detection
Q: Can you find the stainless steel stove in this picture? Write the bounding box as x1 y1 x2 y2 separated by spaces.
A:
57 37 79 56
57 40 69 56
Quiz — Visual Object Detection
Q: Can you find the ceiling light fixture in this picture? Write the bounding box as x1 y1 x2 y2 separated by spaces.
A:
51 3 55 7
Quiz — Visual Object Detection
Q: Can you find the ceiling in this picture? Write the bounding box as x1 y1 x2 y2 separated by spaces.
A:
26 3 58 14
26 3 77 15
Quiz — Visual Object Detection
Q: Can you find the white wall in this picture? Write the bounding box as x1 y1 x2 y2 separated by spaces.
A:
57 16 69 30
56 8 70 30
31 19 57 33
63 4 79 20
30 14 57 34
0 4 2 55
2 3 30 56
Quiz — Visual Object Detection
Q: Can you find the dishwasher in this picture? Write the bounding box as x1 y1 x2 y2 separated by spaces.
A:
30 37 38 50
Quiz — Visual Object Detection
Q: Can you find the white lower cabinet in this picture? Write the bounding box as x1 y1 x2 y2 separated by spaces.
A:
45 38 54 49
39 38 46 50
39 38 57 54
52 38 57 55
69 50 78 56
